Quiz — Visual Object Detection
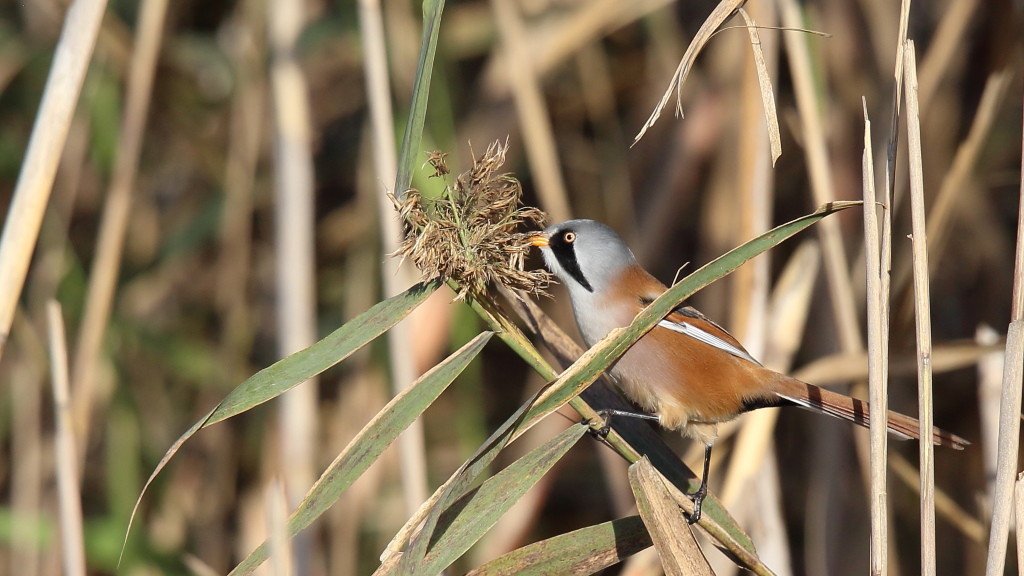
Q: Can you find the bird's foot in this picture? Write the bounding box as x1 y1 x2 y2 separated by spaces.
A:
686 483 708 524
581 413 612 439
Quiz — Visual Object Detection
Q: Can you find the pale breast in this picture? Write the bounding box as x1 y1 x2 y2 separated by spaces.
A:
570 290 635 349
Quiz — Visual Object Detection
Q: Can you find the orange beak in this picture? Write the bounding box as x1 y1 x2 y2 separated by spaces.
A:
529 233 549 247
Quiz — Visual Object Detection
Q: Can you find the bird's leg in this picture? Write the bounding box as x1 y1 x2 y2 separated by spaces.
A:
687 443 713 524
584 409 660 438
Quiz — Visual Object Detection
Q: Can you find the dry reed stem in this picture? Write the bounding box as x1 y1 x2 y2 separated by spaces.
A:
9 362 43 576
47 301 85 576
18 183 75 566
266 479 293 576
986 320 1024 575
874 2 909 572
861 98 890 575
878 4 899 444
719 0 779 545
779 0 862 355
267 1 320 567
780 1 875 566
360 0 397 188
721 5 779 526
360 0 432 520
982 83 1024 576
0 0 109 361
920 71 1010 276
890 70 1010 308
7 315 51 576
722 241 818 507
342 143 406 566
720 244 817 576
360 0 432 524
916 0 979 115
217 0 265 355
5 312 51 576
1016 473 1024 572
70 0 169 475
182 554 221 576
791 341 1002 387
489 0 572 222
730 0 776 353
883 0 911 202
888 452 984 543
902 40 936 576
328 371 391 573
765 242 820 367
236 449 272 573
976 324 1003 508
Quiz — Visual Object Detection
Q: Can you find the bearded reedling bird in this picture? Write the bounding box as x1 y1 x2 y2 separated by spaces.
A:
529 219 968 523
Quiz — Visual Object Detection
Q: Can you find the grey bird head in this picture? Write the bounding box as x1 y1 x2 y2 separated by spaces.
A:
529 219 637 298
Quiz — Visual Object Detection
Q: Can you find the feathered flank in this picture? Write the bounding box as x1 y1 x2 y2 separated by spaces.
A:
389 139 553 301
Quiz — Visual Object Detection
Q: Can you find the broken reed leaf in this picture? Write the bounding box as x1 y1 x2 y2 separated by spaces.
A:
390 140 553 302
738 7 782 166
633 0 747 145
707 24 833 42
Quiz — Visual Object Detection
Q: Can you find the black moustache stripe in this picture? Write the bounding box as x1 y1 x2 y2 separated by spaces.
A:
550 237 593 292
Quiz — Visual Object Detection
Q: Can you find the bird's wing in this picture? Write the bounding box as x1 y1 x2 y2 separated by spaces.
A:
624 266 763 367
657 306 763 367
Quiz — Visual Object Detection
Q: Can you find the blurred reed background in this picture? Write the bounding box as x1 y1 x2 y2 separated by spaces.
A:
0 0 1022 574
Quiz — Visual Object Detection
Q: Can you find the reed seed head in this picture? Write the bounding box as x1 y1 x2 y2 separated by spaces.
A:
390 139 553 301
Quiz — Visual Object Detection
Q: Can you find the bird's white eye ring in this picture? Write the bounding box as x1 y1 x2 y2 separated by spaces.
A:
563 231 576 243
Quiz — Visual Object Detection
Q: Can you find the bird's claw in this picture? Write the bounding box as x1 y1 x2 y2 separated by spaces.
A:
686 484 708 524
581 417 612 439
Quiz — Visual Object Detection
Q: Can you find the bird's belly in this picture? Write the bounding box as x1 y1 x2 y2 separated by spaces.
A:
607 333 766 432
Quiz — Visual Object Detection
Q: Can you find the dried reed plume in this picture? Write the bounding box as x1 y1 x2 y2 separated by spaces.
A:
389 139 552 301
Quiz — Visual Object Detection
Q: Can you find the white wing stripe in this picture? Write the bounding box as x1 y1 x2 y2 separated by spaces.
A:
656 319 762 366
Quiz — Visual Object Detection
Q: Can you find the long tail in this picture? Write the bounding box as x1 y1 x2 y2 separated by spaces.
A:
764 376 969 450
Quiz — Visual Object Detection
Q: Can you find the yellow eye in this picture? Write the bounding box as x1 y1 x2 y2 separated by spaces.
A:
563 231 576 243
